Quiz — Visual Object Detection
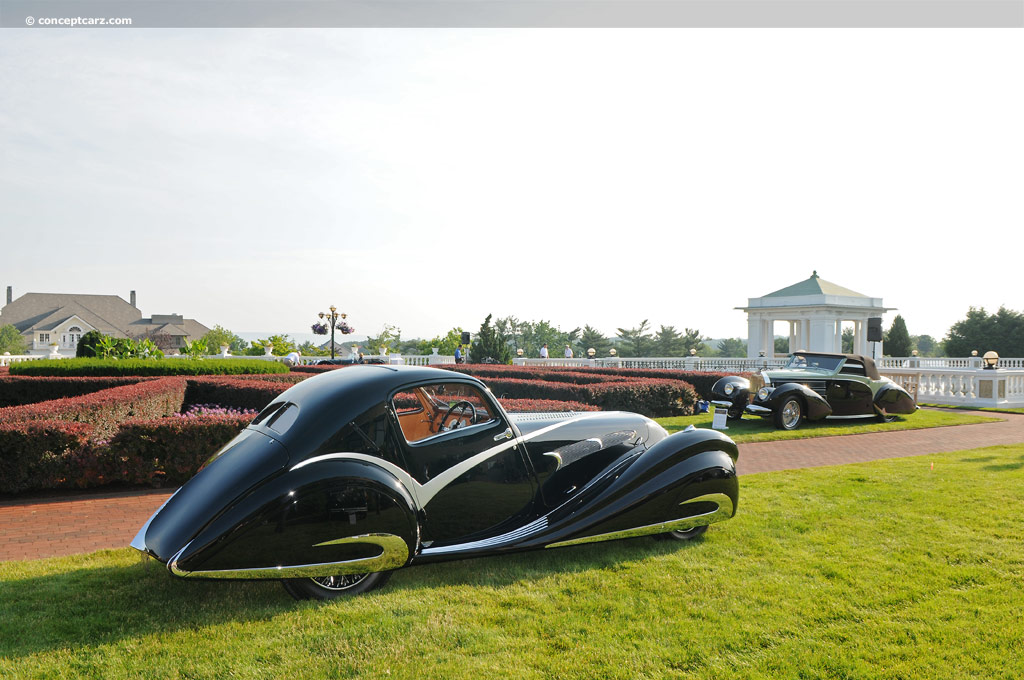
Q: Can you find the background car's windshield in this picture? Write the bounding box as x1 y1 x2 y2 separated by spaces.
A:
786 354 843 372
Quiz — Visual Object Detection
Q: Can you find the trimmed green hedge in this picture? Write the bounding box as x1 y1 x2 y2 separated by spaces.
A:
8 358 290 377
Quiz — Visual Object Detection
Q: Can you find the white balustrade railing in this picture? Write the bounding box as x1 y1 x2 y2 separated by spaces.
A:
0 354 50 367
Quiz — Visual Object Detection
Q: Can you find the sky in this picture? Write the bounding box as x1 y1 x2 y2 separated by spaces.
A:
1 29 1021 344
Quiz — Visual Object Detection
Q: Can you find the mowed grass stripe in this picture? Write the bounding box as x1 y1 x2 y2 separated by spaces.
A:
2 444 1023 679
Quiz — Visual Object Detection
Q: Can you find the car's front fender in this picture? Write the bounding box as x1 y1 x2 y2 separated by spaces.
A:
753 383 831 421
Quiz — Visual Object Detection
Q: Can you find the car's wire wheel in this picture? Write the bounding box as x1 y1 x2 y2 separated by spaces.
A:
311 574 371 591
282 571 392 600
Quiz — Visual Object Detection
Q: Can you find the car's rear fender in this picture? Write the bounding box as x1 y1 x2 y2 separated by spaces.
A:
874 383 918 415
167 458 418 579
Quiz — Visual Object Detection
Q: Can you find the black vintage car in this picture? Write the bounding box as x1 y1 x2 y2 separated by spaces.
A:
132 365 739 599
711 352 917 430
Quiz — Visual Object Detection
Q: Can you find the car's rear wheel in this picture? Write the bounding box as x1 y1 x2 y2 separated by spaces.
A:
727 405 744 421
654 524 708 542
774 397 804 430
282 571 392 600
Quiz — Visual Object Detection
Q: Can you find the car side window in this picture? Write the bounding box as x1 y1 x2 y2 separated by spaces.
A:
839 362 867 376
391 382 495 444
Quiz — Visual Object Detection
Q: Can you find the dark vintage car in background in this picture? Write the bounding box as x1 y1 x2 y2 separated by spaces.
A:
132 365 740 600
711 351 917 430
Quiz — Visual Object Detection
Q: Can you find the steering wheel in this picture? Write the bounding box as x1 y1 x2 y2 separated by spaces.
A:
439 400 477 431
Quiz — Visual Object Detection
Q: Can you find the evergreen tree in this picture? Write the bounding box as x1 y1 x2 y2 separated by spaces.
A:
616 320 653 357
716 338 746 357
470 314 512 363
841 328 854 353
884 315 913 357
680 328 707 355
75 330 105 357
579 325 611 357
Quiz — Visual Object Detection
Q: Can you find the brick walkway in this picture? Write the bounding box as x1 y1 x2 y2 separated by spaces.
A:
3 410 1023 562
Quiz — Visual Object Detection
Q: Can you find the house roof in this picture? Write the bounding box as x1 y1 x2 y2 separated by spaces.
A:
1 292 209 341
1 293 141 336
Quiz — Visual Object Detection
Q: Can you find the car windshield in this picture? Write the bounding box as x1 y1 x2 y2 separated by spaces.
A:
784 354 843 372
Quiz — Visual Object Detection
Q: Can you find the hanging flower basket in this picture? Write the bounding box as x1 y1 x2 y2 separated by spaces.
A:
336 322 355 335
311 323 329 335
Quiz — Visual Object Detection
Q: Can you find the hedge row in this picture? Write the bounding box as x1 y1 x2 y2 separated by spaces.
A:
0 415 255 493
0 375 151 408
183 377 293 413
447 363 743 401
0 378 187 440
0 421 95 494
500 398 600 413
8 358 290 377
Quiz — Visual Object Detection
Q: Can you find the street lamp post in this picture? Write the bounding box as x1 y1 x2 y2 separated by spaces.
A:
314 305 354 360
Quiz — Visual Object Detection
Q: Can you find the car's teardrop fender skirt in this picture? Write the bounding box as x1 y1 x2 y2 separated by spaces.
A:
164 459 419 579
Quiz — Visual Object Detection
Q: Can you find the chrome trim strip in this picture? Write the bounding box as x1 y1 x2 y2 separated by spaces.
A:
290 412 605 509
420 516 549 555
544 492 735 549
710 400 733 408
745 405 772 414
169 533 409 579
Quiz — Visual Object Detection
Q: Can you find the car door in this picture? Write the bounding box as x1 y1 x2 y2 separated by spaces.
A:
827 361 874 416
390 381 536 545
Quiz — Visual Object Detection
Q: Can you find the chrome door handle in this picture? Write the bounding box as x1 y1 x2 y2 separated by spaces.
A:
494 427 513 441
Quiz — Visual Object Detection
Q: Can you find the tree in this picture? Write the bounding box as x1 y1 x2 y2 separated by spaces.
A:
912 334 942 356
200 325 248 353
884 315 913 357
364 324 401 355
245 334 298 356
515 319 579 359
652 326 686 357
418 328 464 357
841 328 854 354
616 320 653 357
716 338 747 357
0 324 27 354
579 325 612 358
774 337 790 355
680 328 707 356
944 306 1024 357
470 314 512 363
297 341 329 356
75 330 105 357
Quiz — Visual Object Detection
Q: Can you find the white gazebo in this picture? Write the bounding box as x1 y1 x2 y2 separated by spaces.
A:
739 272 894 359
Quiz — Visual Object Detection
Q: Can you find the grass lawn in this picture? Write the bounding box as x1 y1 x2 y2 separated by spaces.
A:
3 444 1023 679
656 408 999 443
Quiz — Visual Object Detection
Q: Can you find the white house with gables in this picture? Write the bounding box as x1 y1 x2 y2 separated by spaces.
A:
1 286 209 356
740 272 894 359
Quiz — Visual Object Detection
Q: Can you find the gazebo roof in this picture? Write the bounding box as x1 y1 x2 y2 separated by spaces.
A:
763 271 867 299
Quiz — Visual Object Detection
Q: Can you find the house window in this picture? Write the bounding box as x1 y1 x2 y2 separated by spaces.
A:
67 326 83 346
39 333 49 343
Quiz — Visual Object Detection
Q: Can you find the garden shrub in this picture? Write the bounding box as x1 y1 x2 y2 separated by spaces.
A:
8 358 290 377
184 377 292 412
0 375 150 408
0 377 187 440
500 398 600 413
0 421 94 494
104 414 255 487
483 376 697 417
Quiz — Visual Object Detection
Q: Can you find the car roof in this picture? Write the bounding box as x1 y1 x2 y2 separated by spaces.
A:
791 351 880 380
251 365 487 455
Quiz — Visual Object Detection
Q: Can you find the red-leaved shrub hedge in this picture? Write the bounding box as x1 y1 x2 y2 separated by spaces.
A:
103 414 255 487
500 398 600 413
0 375 151 408
0 421 95 493
0 378 187 440
183 377 293 413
